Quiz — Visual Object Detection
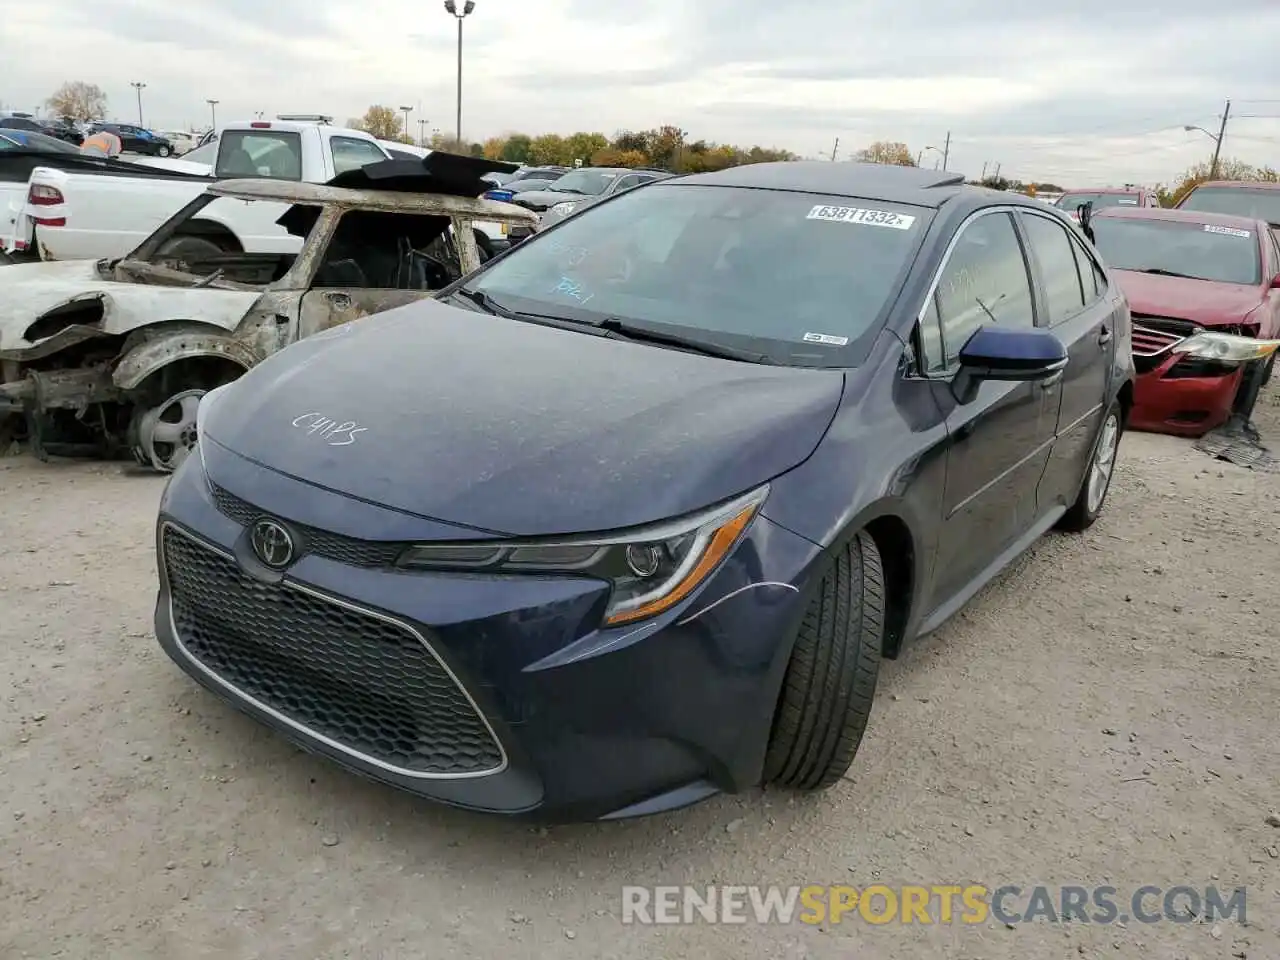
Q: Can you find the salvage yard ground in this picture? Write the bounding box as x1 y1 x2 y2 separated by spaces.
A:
3 393 1279 960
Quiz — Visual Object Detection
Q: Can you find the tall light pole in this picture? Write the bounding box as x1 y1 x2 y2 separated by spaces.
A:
443 0 475 148
400 105 413 142
130 82 146 126
1185 99 1230 179
207 99 219 132
417 117 427 146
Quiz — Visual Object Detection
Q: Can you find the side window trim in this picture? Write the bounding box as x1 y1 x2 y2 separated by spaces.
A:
909 206 1037 379
1017 208 1090 327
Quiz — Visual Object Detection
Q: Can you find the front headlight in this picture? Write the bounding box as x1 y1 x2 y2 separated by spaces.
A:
1171 331 1280 363
548 201 578 217
398 486 769 626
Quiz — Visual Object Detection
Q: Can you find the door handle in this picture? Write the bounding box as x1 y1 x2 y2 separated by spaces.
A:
1098 326 1112 345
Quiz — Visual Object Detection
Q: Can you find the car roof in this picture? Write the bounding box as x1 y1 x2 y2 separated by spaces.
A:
1092 205 1263 230
668 161 984 209
208 177 537 222
1187 180 1280 192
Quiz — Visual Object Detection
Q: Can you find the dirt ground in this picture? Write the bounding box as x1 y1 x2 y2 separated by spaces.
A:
2 394 1278 960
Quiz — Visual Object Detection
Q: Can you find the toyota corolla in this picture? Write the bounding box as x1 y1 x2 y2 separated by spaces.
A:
155 162 1134 821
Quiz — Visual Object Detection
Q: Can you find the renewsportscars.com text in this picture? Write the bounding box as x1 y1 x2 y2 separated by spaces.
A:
621 884 1246 926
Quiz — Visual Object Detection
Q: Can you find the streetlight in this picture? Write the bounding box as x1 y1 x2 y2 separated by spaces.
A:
417 117 428 146
920 145 942 168
443 0 475 148
130 82 146 126
1184 99 1230 179
207 99 219 132
400 105 413 141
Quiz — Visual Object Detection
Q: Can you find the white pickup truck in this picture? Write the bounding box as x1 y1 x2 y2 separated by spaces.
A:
19 119 393 262
17 119 513 264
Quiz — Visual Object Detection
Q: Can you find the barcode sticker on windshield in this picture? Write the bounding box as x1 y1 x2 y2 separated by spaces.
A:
803 332 850 346
806 204 915 230
1204 224 1251 239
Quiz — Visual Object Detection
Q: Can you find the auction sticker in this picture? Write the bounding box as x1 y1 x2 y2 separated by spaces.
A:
803 332 850 346
806 204 915 229
1203 224 1251 239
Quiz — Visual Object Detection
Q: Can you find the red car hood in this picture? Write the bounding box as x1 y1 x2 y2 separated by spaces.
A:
1114 270 1264 328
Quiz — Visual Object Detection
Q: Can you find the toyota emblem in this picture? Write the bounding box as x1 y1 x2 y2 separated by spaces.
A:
250 519 295 569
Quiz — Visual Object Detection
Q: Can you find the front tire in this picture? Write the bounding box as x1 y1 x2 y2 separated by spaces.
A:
1059 398 1122 532
764 530 885 791
156 145 172 157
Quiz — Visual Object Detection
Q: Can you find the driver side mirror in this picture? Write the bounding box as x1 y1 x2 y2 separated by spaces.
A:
952 325 1068 405
1270 273 1280 289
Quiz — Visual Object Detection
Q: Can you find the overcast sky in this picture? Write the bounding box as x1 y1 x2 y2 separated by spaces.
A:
3 0 1278 186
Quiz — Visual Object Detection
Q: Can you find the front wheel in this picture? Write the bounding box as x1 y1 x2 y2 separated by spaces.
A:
763 530 885 791
1058 399 1122 532
156 145 172 157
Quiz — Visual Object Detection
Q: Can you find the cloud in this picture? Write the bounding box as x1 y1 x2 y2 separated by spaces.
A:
1 0 1276 184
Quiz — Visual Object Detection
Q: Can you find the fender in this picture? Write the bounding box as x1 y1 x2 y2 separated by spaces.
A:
112 329 260 391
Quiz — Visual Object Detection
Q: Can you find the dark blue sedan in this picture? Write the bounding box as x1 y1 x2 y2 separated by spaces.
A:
154 162 1134 822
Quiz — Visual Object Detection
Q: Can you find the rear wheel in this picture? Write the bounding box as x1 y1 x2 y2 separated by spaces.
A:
1059 398 1122 532
763 530 885 791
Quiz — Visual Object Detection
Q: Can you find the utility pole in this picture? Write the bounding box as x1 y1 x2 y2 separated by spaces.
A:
130 82 146 126
830 136 839 161
400 105 413 141
417 118 427 146
916 149 923 166
207 99 219 132
1210 99 1230 179
941 130 951 171
994 162 1001 180
981 160 988 179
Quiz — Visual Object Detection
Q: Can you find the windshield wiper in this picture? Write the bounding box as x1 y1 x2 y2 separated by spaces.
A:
1134 267 1199 279
596 318 770 364
450 287 523 319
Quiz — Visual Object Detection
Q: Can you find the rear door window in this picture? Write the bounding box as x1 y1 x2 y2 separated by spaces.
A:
216 129 303 180
330 136 387 175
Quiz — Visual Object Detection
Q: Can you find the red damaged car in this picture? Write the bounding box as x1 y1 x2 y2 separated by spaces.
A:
1087 206 1280 436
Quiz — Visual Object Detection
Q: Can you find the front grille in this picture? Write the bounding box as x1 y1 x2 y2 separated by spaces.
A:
210 483 404 567
162 525 505 777
1131 322 1188 357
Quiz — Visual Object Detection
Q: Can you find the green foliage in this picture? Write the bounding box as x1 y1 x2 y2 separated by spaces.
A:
477 126 797 173
349 105 405 141
854 141 916 166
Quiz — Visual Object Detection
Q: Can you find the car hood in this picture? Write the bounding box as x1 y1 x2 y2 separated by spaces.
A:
1113 270 1265 327
203 299 845 537
513 190 587 209
0 259 261 355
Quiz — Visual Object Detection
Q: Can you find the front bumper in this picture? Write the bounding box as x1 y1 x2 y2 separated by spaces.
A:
1130 352 1243 437
154 446 822 821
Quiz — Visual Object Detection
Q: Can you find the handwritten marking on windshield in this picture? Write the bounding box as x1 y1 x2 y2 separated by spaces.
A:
552 275 595 304
291 412 366 446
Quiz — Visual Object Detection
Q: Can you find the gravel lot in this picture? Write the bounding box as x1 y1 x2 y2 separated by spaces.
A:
2 394 1278 959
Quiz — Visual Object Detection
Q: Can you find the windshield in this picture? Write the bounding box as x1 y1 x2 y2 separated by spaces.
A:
546 170 618 196
1178 186 1280 226
1057 192 1140 211
465 183 930 366
1090 216 1261 285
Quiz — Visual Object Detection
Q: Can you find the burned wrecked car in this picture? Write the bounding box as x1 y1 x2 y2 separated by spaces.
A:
0 154 534 470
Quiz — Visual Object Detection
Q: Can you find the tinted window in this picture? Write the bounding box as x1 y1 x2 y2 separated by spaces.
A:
215 130 303 180
469 183 930 367
330 136 386 174
935 212 1034 362
1022 214 1086 324
0 117 41 131
1179 186 1280 226
0 130 79 153
1090 216 1261 285
613 175 641 192
547 169 619 196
